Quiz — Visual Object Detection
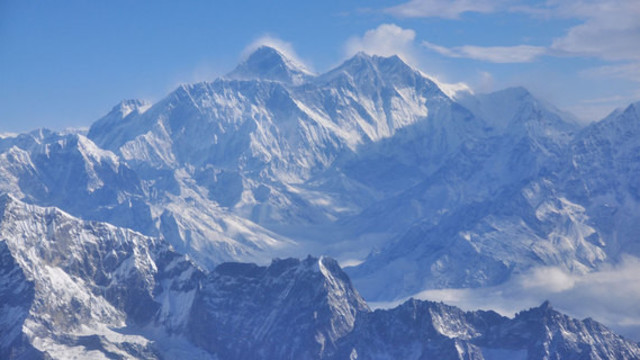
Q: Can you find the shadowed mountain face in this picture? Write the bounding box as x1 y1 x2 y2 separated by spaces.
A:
1 196 638 359
1 47 640 358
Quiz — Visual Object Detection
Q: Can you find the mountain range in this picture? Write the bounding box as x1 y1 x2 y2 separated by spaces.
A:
1 195 638 359
1 45 639 358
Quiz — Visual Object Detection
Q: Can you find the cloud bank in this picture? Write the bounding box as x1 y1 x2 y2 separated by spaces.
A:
371 255 640 341
344 24 418 65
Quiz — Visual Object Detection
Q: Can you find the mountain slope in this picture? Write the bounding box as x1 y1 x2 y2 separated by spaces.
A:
77 48 494 266
189 256 369 359
345 87 601 300
334 300 640 360
0 196 637 360
227 45 314 85
562 101 640 257
0 130 292 268
0 195 205 359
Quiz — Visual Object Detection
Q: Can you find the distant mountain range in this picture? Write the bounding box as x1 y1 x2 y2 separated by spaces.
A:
1 46 639 358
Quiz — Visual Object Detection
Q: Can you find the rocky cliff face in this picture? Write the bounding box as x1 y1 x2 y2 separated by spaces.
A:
188 256 369 359
336 300 640 360
0 195 202 359
1 197 638 359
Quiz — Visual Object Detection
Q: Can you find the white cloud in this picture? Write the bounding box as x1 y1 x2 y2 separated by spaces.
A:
344 24 472 98
422 41 547 63
386 0 640 74
582 62 640 83
515 0 640 61
242 35 312 72
551 23 640 61
476 71 495 93
372 256 640 341
385 0 504 19
344 24 418 64
519 266 577 292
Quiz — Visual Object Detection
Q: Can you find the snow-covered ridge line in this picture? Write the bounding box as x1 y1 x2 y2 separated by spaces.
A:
1 197 638 359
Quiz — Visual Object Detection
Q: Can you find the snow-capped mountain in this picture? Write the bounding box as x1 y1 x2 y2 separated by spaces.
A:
561 101 640 258
188 256 369 359
335 300 640 360
68 47 491 267
347 99 640 302
2 47 639 296
2 46 640 358
1 197 638 359
0 128 292 268
227 45 314 85
0 195 204 359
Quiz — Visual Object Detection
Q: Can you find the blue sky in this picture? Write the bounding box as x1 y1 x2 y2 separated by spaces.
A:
1 0 638 133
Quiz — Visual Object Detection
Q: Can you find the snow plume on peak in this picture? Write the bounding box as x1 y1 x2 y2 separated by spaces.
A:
242 36 311 68
229 46 313 85
231 38 314 85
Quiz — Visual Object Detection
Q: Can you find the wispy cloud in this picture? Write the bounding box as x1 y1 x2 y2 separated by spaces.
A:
386 0 640 73
242 35 313 72
344 24 418 64
582 62 640 83
385 0 505 19
515 0 640 62
422 41 547 63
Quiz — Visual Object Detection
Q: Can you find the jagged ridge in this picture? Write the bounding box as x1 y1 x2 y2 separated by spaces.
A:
1 197 638 359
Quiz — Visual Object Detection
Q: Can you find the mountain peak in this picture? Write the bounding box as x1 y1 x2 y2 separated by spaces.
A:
111 99 151 118
539 299 553 310
87 99 152 150
318 51 443 95
499 86 531 97
226 45 313 85
0 192 17 216
516 300 557 319
625 100 640 116
458 86 581 134
92 99 151 126
339 51 408 70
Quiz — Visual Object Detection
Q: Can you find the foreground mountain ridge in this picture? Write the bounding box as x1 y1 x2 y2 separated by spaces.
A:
1 196 638 359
